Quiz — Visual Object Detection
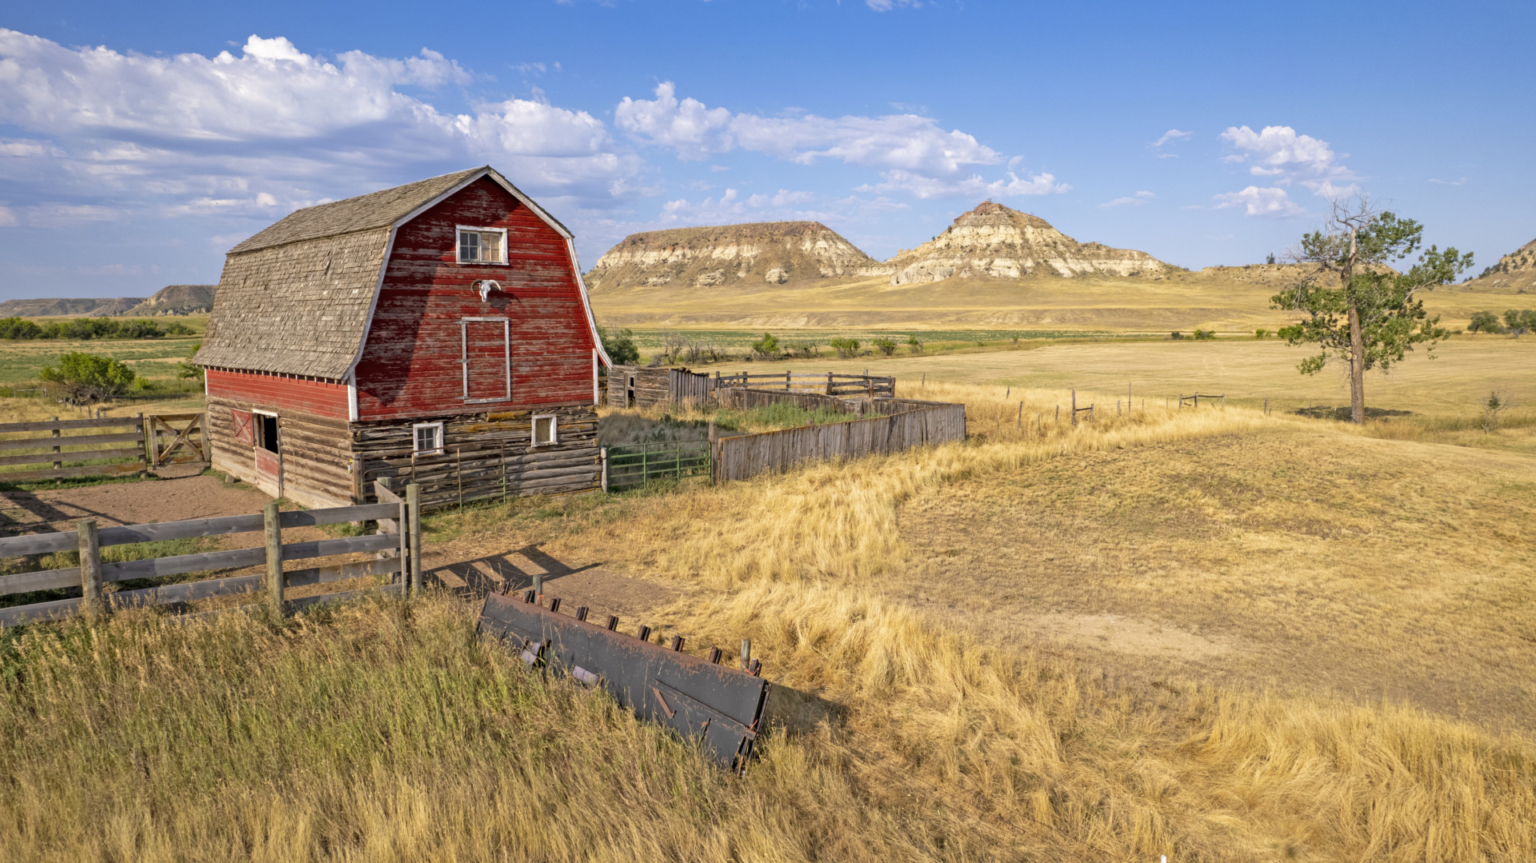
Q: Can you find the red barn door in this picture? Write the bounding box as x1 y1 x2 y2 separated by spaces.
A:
462 317 510 403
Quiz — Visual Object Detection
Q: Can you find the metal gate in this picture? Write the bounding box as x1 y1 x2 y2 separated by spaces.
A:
604 440 711 490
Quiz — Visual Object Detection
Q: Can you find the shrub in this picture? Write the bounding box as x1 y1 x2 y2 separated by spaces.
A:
0 317 43 340
750 332 780 359
177 341 204 383
1503 309 1536 337
906 334 923 354
1170 331 1184 340
39 352 137 404
830 337 860 359
874 338 897 356
1255 328 1268 339
1193 329 1216 340
1468 311 1503 335
597 326 641 366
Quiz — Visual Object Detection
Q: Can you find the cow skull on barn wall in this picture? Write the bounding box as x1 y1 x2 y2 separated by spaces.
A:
473 279 501 302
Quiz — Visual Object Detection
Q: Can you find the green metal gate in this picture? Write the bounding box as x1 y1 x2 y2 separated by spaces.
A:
605 440 712 490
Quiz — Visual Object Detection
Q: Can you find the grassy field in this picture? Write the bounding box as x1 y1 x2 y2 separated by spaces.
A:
591 269 1536 334
5 397 1533 860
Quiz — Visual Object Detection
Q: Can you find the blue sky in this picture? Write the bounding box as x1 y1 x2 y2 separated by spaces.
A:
0 0 1531 300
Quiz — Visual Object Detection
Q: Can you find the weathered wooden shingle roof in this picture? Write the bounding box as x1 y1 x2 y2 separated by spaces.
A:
197 168 488 380
196 166 602 381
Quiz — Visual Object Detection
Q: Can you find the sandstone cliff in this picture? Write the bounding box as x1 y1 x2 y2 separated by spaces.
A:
584 222 887 292
0 297 144 317
886 202 1174 285
123 284 218 316
1455 238 1535 293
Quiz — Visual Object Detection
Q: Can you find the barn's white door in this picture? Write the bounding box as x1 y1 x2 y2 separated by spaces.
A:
461 317 511 403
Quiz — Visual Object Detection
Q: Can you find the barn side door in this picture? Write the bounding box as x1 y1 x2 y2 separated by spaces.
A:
462 317 511 404
253 411 283 498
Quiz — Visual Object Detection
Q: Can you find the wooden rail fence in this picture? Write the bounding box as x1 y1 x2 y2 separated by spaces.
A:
0 412 211 484
0 479 420 627
711 371 895 398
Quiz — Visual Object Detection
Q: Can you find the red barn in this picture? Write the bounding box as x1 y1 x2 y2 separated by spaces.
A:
196 167 610 509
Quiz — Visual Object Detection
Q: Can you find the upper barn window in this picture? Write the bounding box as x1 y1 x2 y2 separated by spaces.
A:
456 226 507 264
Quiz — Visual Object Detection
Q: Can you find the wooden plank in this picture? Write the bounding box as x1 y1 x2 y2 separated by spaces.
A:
280 533 397 562
286 581 402 613
145 412 206 422
110 573 263 608
279 504 398 528
0 566 80 596
0 416 142 433
0 432 144 452
101 547 267 582
0 596 82 627
0 446 145 467
0 462 145 483
285 557 401 588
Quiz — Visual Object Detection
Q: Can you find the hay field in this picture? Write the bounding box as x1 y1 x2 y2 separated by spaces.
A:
591 269 1536 334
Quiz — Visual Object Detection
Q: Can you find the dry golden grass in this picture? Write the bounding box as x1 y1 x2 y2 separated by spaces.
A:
591 269 1536 333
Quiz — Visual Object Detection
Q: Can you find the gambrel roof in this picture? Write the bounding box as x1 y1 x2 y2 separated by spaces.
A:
196 167 603 379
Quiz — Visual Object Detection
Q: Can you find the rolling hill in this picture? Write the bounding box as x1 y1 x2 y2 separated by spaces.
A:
584 221 887 292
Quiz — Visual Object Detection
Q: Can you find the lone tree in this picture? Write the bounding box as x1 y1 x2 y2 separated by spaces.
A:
1271 196 1472 424
40 352 136 405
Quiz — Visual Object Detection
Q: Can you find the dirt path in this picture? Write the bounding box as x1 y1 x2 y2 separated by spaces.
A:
0 474 273 536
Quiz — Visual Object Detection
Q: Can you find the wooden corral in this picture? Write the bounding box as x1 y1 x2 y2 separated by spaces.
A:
197 167 610 510
606 367 895 408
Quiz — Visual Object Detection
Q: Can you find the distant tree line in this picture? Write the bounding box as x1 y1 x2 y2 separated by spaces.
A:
1467 309 1536 337
0 317 195 341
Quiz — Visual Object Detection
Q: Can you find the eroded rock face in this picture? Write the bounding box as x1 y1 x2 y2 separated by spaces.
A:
1458 237 1536 294
584 222 883 291
887 202 1172 285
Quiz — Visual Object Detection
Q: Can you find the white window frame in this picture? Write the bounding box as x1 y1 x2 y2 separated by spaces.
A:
252 409 279 454
461 316 512 404
412 422 444 456
455 225 508 265
531 414 558 447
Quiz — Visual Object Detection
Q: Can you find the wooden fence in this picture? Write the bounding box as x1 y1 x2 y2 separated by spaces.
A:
0 479 420 627
606 367 896 408
0 413 211 484
0 415 147 483
712 371 895 398
357 443 600 512
713 398 966 483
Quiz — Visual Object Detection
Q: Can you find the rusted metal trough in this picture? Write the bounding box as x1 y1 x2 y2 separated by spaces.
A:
477 589 770 774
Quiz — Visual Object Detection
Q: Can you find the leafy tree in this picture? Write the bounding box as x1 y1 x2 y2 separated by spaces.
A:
597 326 640 366
40 352 137 404
829 337 860 358
750 332 780 358
1468 310 1504 335
1266 252 1276 265
177 341 205 383
906 334 924 354
1502 309 1535 338
1255 328 1269 339
1169 331 1184 340
0 317 43 340
1192 329 1215 340
874 337 897 356
1271 197 1473 424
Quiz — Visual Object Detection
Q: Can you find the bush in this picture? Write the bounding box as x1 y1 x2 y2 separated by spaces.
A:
1468 311 1503 335
874 337 897 356
176 341 204 383
597 326 640 366
1503 309 1536 337
1255 328 1268 339
39 352 136 404
0 317 43 340
829 337 860 359
1192 329 1216 340
1170 331 1184 340
750 332 780 359
906 334 923 354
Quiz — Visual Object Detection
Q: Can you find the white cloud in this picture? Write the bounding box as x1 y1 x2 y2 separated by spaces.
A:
0 205 16 226
1152 129 1192 148
867 0 921 9
1219 125 1355 194
1100 190 1156 208
0 29 642 223
658 187 830 226
1211 186 1304 218
616 81 1056 199
1429 177 1467 186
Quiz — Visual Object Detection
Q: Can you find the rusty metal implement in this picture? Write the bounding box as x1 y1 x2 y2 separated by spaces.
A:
477 591 770 774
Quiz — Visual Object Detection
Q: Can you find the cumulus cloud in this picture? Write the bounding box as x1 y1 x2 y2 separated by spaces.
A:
616 81 1062 199
1211 186 1304 218
1100 190 1156 208
0 29 642 227
1219 125 1356 195
657 187 827 225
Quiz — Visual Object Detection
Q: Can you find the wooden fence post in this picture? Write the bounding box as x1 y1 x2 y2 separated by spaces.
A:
264 502 283 612
407 484 422 595
78 518 102 621
1071 390 1077 426
145 415 158 471
740 638 752 670
51 418 61 471
600 446 609 492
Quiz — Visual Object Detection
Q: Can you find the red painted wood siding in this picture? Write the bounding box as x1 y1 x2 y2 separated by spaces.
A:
205 369 350 419
354 177 597 421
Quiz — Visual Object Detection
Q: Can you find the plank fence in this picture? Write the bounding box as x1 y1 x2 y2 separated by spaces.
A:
606 366 895 407
712 371 895 398
712 393 965 483
0 479 420 627
0 415 147 483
